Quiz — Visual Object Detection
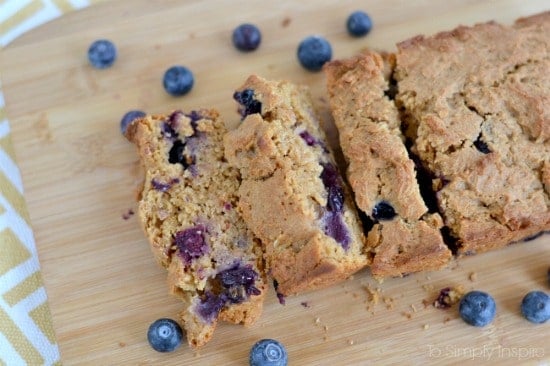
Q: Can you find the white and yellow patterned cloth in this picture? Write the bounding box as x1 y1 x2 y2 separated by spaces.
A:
1 1 103 364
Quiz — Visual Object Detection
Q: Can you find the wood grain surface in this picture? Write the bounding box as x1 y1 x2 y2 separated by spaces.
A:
1 0 549 364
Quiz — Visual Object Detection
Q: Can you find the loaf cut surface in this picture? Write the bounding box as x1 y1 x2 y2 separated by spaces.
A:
125 109 267 348
224 75 370 296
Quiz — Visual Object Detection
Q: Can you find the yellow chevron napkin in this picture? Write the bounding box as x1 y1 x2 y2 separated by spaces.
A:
1 1 103 364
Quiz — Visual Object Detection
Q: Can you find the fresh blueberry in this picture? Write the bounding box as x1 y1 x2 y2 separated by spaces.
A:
147 318 183 352
297 36 332 72
249 339 288 366
346 11 373 37
232 23 262 52
372 201 396 221
458 290 496 327
88 39 117 69
120 110 146 135
521 291 550 324
163 65 194 96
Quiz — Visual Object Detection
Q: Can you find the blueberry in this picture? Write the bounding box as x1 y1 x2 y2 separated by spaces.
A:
320 163 344 213
299 130 317 146
323 211 351 249
168 139 195 168
346 11 373 37
297 36 332 72
175 225 208 264
196 292 225 324
249 339 288 366
120 110 146 135
372 201 396 221
521 291 550 324
147 318 183 352
458 291 496 327
163 65 194 96
217 264 261 304
88 39 117 69
234 89 262 118
232 23 262 52
473 133 491 154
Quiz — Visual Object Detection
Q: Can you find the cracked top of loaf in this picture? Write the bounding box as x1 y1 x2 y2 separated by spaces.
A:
394 11 550 254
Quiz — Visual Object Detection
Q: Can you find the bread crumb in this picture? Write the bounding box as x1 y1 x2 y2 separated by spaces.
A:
423 324 430 330
469 272 477 282
281 16 291 27
364 284 380 311
402 311 413 320
433 285 465 309
422 284 435 292
118 341 126 348
383 296 395 310
324 325 329 331
348 339 355 345
315 317 321 325
121 209 134 220
410 304 418 313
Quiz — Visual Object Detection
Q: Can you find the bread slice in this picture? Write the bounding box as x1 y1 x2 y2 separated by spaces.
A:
224 75 370 296
125 109 267 348
324 52 452 278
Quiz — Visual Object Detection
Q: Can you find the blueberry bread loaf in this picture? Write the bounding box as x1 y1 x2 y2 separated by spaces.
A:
324 52 452 278
125 110 267 348
395 12 550 255
224 75 370 296
325 11 549 262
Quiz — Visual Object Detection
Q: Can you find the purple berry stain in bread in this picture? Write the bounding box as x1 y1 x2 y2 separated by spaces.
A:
299 130 318 146
319 163 351 248
234 89 262 119
161 122 178 140
195 265 262 323
322 212 351 249
151 178 180 192
175 225 209 264
217 264 261 304
320 163 344 213
196 291 225 324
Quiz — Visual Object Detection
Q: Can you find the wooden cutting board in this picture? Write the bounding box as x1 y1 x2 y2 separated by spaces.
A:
2 0 549 364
